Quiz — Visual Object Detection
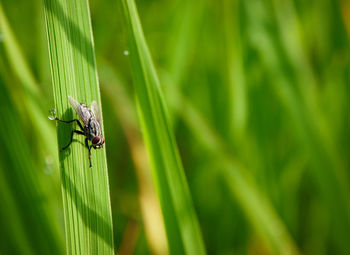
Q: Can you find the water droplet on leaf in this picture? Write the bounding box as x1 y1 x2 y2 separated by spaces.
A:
48 109 56 120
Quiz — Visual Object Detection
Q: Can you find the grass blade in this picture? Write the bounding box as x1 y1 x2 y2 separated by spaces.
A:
223 0 247 139
121 0 206 254
43 0 114 253
98 60 169 255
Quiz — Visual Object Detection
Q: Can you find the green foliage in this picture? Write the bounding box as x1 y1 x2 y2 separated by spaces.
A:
0 0 349 254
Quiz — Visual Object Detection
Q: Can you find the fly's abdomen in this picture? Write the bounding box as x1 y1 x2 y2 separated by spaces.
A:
87 116 102 138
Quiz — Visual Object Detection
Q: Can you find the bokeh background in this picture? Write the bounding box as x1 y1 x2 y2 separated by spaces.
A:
1 0 350 254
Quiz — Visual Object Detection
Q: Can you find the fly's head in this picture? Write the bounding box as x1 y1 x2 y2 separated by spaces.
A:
92 135 105 149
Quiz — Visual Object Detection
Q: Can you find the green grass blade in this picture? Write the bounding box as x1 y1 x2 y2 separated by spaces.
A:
121 0 206 254
98 60 169 254
43 0 114 253
223 0 247 140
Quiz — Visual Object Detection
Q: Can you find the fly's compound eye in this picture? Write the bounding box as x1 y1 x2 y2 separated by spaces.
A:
92 136 105 146
92 136 101 145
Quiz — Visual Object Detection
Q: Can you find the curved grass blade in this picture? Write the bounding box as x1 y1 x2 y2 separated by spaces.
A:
43 0 114 253
98 60 169 255
121 0 206 254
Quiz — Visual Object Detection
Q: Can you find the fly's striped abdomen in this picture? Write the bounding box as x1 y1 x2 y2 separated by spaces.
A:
86 114 102 138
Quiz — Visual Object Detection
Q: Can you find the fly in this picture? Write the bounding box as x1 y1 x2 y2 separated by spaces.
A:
50 96 105 168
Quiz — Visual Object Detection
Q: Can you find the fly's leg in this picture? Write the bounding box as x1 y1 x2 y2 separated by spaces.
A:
54 117 84 131
61 130 85 151
85 138 93 168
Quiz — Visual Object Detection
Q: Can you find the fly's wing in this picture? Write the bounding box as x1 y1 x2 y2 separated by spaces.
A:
68 96 85 121
91 101 102 125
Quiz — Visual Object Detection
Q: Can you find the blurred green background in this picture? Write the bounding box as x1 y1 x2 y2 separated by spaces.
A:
0 0 350 254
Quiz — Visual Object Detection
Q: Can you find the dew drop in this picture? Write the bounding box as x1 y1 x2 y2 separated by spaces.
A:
123 50 129 56
48 108 56 120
